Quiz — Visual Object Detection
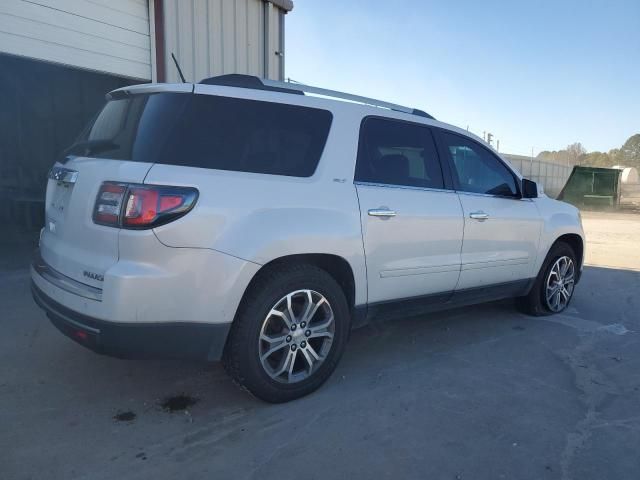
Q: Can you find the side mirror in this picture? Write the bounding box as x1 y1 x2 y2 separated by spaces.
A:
522 178 538 198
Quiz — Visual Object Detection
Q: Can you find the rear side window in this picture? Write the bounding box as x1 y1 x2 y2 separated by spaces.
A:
66 93 333 177
355 118 444 189
438 131 519 197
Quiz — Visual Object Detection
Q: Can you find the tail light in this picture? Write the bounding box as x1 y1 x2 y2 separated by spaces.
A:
94 183 126 226
93 182 198 229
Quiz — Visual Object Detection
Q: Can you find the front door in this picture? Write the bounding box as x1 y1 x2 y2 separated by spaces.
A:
354 118 464 304
435 129 542 291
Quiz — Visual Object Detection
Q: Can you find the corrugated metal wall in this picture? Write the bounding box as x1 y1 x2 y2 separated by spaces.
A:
503 154 573 199
161 0 284 83
0 0 152 80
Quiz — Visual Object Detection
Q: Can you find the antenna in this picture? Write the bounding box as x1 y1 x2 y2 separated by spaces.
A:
171 53 186 83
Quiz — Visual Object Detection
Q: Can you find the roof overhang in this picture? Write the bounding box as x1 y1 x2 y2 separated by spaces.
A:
267 0 294 12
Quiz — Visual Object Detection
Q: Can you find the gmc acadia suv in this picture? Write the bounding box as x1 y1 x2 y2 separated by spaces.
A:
31 75 585 402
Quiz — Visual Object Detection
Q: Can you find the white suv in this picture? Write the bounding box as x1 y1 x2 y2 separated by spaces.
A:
32 75 585 402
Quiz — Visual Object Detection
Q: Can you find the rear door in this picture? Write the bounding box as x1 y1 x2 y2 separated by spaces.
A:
434 129 542 291
39 90 191 288
355 117 464 304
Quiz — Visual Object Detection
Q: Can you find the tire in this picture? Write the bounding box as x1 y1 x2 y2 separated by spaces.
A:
517 241 578 316
223 263 351 403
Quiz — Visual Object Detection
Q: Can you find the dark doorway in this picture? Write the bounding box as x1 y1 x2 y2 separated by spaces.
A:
0 54 136 233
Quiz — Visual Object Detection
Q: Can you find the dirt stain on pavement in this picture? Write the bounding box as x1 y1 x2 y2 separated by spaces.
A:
160 394 198 413
113 411 136 422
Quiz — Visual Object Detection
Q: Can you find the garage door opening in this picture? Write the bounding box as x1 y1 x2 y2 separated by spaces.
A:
0 53 135 234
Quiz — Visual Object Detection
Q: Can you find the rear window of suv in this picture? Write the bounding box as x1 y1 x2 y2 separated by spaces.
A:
65 93 333 177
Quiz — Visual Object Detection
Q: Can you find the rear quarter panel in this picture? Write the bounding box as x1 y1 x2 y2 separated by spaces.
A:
146 106 368 306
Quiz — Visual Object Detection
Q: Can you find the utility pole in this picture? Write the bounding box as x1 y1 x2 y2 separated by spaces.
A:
486 133 493 146
530 147 534 173
496 139 500 152
483 131 486 141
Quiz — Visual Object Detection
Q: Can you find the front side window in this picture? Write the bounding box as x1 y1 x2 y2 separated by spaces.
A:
439 131 518 197
355 118 444 189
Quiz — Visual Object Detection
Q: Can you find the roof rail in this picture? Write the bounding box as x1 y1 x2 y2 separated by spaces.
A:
198 74 434 119
263 79 435 119
199 74 303 94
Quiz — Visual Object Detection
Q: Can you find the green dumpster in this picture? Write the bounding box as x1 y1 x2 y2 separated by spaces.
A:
557 166 622 208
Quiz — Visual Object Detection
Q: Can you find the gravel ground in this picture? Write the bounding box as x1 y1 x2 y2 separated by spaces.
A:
581 210 640 270
1 210 639 480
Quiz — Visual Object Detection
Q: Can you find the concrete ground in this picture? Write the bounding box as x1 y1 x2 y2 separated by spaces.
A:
1 211 639 480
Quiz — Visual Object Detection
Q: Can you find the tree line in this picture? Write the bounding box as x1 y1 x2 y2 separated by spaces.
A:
537 133 640 170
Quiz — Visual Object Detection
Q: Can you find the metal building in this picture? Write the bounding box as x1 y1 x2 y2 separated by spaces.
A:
0 0 291 82
159 0 290 82
0 0 293 229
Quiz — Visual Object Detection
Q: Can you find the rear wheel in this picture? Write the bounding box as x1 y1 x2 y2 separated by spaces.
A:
223 264 350 403
517 241 578 316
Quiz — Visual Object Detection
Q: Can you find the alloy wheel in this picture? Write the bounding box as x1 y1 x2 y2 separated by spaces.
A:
545 255 575 312
258 289 335 384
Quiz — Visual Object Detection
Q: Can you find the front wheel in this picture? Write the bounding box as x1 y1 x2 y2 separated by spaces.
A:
223 264 350 403
517 242 578 316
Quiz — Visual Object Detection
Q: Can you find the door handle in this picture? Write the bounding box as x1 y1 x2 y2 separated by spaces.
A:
469 211 489 221
368 208 397 217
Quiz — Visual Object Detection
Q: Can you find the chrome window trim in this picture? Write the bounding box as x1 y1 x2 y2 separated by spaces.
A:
455 190 532 201
354 181 532 201
354 181 455 194
32 251 103 302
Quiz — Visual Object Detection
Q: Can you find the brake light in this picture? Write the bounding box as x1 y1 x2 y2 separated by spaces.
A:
93 182 198 229
124 187 159 226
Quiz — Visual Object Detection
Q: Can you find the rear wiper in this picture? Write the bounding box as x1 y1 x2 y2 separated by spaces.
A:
66 139 119 157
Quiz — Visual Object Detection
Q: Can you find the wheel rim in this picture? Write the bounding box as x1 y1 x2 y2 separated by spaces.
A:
258 289 335 384
545 256 575 312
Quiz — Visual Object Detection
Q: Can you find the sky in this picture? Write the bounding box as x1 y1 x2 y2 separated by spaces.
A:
285 0 640 156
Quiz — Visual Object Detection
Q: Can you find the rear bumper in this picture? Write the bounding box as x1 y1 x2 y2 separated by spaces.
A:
32 281 231 361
